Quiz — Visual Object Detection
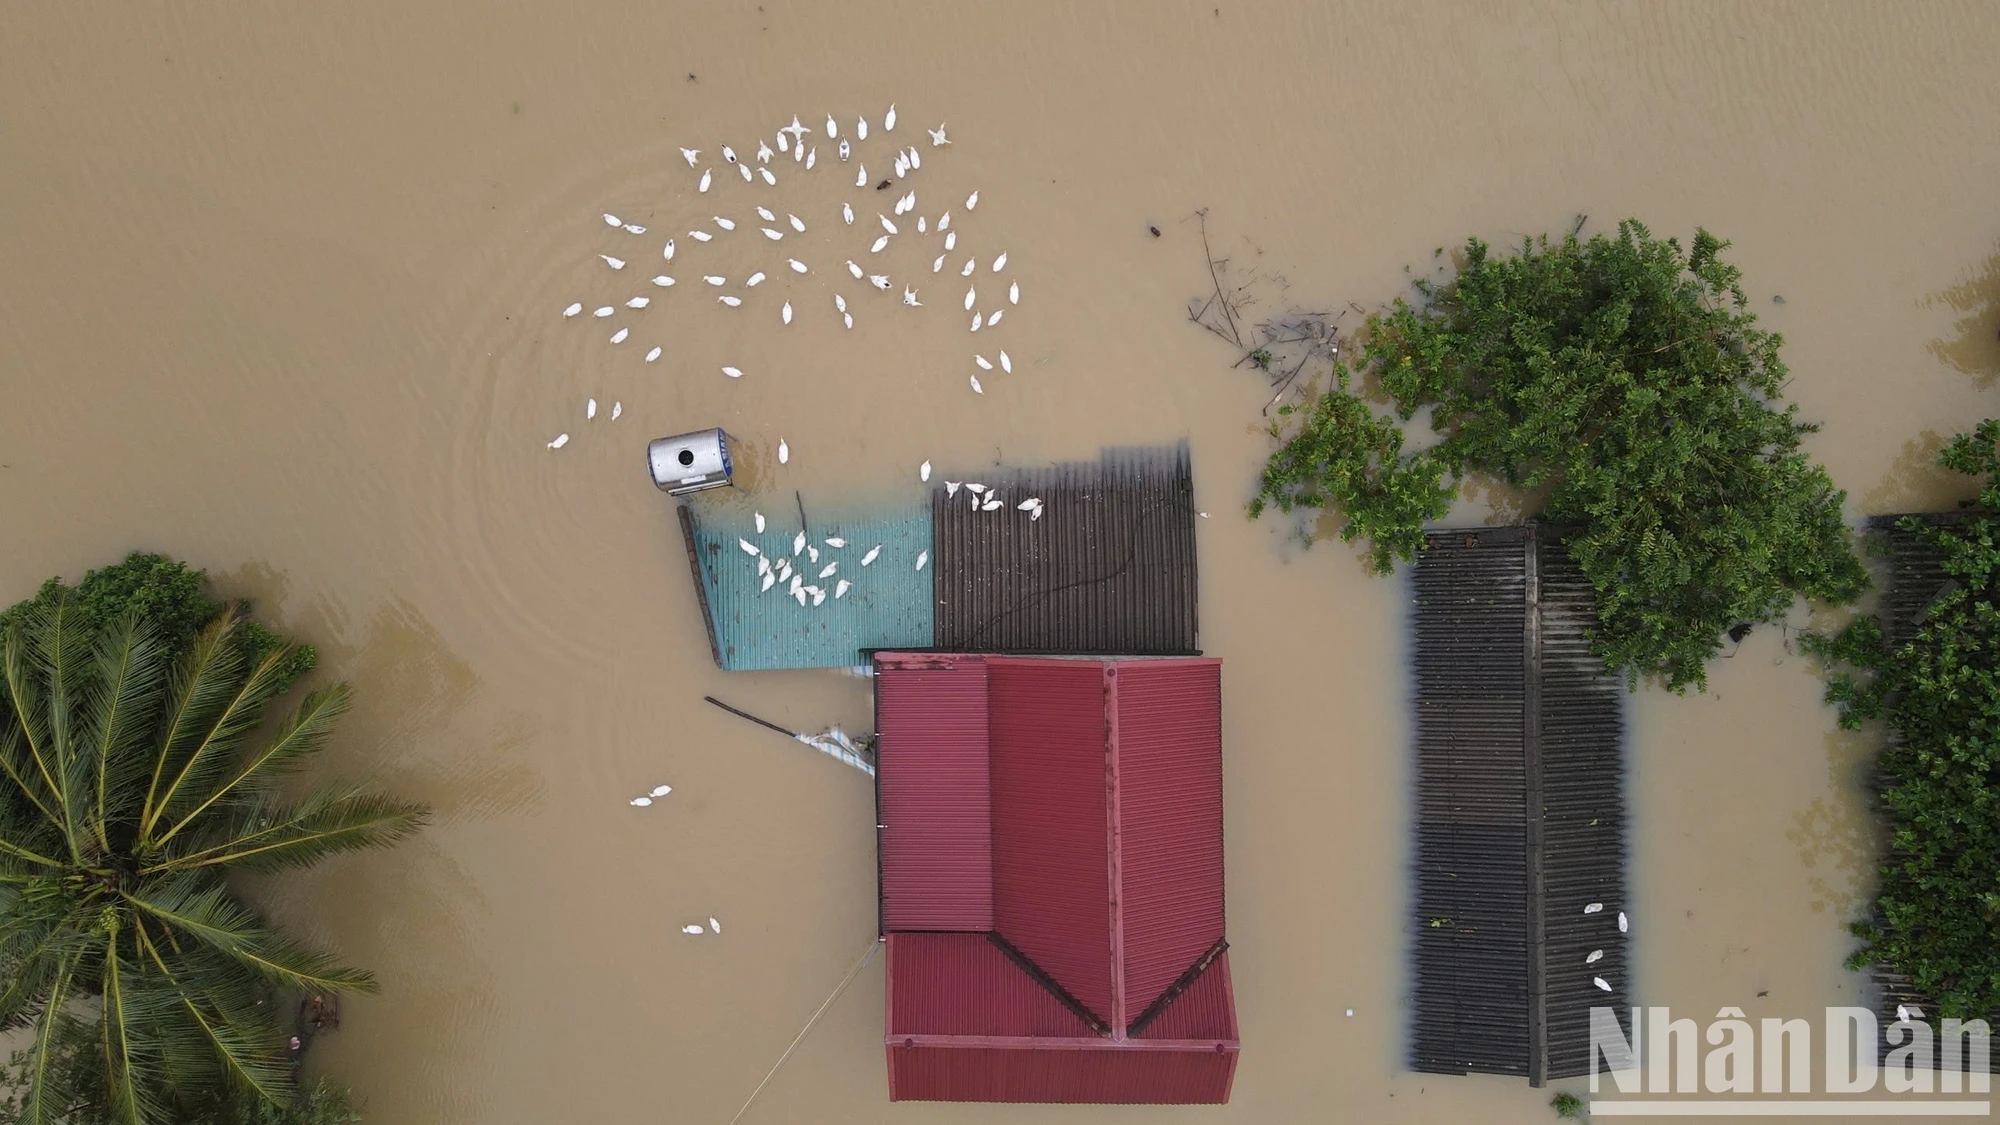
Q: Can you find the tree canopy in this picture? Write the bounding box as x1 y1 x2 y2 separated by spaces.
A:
1253 219 1868 690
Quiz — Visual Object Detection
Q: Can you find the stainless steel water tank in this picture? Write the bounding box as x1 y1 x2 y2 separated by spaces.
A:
647 428 734 495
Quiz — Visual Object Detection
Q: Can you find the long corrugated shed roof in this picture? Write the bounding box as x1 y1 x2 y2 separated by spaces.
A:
873 652 1236 1104
1409 525 1628 1085
1862 512 1999 1070
678 503 934 670
931 443 1198 655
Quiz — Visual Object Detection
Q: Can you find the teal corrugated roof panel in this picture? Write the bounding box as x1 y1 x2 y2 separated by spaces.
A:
686 504 934 671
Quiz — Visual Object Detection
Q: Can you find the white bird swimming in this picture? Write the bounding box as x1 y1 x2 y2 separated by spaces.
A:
714 216 736 231
843 313 854 329
610 328 629 343
835 579 851 598
762 227 784 240
757 206 776 221
791 531 805 555
825 114 839 138
931 254 945 273
810 587 826 606
779 439 790 465
650 784 672 797
999 350 1012 372
847 261 864 280
869 275 890 290
835 294 848 313
856 116 868 140
880 214 898 235
964 286 976 310
782 301 793 324
1009 281 1020 304
722 145 738 164
975 354 992 370
626 296 649 308
703 275 726 286
757 140 773 162
855 163 868 188
819 562 838 579
802 146 813 168
788 258 808 273
682 924 704 934
548 433 568 449
825 536 846 547
969 374 983 394
690 229 713 242
738 163 752 182
966 191 979 209
789 213 806 232
903 287 921 306
916 216 927 233
681 147 700 166
723 366 743 378
842 203 854 225
928 124 949 146
754 512 766 533
871 235 891 253
761 572 776 592
884 103 897 131
646 346 662 362
893 153 909 179
945 231 957 251
746 271 766 286
631 796 652 807
938 211 951 231
623 223 646 234
899 190 915 212
791 584 806 606
594 306 614 317
915 550 928 571
907 147 920 171
652 275 674 287
587 398 598 419
611 402 623 420
838 137 850 161
663 239 676 260
920 460 932 481
699 168 712 192
860 545 882 566
603 213 622 227
991 253 1008 272
971 313 982 331
739 538 759 556
988 309 1003 326
600 254 626 269
563 302 582 317
758 166 776 185
718 295 742 307
1017 498 1040 512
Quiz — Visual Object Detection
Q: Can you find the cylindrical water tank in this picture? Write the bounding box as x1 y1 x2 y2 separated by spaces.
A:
647 428 734 494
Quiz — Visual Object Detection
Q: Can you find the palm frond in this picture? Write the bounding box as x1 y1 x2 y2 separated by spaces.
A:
33 594 101 863
133 921 290 1107
100 921 168 1125
140 608 246 843
161 787 428 874
2 618 66 842
83 615 168 858
122 875 377 994
145 622 303 849
18 950 80 1125
152 683 352 848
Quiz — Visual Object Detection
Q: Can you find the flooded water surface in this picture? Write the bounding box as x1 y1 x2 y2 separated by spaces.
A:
4 2 2000 1121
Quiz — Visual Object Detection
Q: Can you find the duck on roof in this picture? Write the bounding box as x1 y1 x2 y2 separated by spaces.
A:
871 652 1237 1105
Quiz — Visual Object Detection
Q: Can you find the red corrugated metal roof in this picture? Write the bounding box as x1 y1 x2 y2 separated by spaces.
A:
1112 658 1226 1015
875 653 993 931
885 934 1095 1038
989 657 1116 1025
872 652 1236 1104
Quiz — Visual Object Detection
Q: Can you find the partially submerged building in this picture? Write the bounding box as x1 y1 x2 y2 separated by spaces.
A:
871 652 1238 1103
1408 525 1629 1085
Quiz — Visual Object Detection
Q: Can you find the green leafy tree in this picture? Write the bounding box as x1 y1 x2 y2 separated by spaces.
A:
1804 419 2000 1020
0 559 424 1124
1254 219 1868 690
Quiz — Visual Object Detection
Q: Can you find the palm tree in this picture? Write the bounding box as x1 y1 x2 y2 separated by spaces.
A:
0 596 426 1124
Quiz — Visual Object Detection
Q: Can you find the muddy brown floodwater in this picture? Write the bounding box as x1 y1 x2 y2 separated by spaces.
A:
4 2 2000 1121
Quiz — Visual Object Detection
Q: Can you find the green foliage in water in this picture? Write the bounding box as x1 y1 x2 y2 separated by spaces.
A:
1803 419 2000 1020
0 558 424 1124
1252 219 1867 690
1550 1090 1584 1118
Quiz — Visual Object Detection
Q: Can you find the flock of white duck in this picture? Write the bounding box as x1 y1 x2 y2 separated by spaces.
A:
547 104 1025 455
1581 900 1629 993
